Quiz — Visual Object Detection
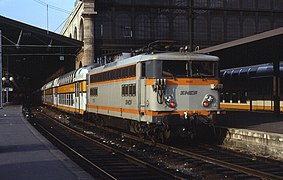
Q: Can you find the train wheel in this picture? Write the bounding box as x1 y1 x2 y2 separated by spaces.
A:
147 126 170 143
163 129 171 140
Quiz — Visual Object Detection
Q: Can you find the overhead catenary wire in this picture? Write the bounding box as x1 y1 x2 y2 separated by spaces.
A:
32 0 72 33
32 0 71 14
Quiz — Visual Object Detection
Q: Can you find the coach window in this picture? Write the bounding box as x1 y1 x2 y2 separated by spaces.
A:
90 87 98 96
220 92 224 102
125 85 129 96
224 92 230 103
129 65 136 77
55 88 58 97
239 91 247 103
231 92 238 103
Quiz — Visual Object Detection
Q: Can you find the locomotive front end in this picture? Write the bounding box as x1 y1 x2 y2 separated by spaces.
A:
139 52 224 139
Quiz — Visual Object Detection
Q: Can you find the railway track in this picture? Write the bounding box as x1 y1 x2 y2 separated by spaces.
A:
26 108 185 179
27 106 283 179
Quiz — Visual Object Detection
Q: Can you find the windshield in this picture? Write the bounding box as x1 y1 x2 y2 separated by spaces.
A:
162 60 218 78
162 61 188 77
191 61 217 78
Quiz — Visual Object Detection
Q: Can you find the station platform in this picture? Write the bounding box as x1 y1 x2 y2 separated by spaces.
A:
215 111 283 161
0 105 94 180
216 111 283 134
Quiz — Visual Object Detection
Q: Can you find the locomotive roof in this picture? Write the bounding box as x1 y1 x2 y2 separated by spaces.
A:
90 52 219 74
139 52 219 62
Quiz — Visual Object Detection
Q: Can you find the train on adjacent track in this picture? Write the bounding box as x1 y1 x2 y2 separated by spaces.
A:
41 46 225 141
220 63 283 112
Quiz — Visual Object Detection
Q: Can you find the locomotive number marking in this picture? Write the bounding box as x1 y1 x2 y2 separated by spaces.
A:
125 100 132 105
180 91 198 95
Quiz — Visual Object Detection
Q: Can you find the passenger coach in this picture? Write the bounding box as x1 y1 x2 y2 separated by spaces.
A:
42 64 98 114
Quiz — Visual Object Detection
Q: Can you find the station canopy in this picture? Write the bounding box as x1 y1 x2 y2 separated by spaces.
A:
199 27 283 115
0 15 83 93
199 27 283 69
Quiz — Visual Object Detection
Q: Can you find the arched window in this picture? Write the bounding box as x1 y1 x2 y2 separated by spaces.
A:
79 19 84 41
116 14 131 39
173 15 188 40
227 16 240 41
154 15 169 40
211 16 224 42
74 27 78 40
226 0 239 8
243 17 255 37
274 0 283 10
274 17 283 28
258 18 271 33
135 15 150 39
69 33 72 38
210 0 223 8
258 0 271 10
151 0 169 5
194 16 207 41
242 0 255 9
173 0 188 6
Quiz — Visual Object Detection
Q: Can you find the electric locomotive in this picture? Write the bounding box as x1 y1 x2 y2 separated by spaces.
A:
41 46 224 140
85 50 224 140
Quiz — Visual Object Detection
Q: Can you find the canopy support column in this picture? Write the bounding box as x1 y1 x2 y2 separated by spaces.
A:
273 60 280 116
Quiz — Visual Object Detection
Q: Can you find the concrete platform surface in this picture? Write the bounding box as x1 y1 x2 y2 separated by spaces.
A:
0 105 94 180
215 111 283 161
216 111 283 134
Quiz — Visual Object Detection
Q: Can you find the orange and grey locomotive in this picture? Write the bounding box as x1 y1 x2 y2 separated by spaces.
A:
42 51 224 140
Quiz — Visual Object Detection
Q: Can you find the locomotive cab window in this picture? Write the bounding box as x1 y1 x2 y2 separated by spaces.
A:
142 60 218 78
162 61 188 77
191 61 218 78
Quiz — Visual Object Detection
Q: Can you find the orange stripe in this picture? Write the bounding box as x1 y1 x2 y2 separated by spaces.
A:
220 104 283 112
54 104 85 114
87 104 212 116
56 81 87 94
90 77 136 85
80 81 87 92
58 84 75 93
146 78 219 86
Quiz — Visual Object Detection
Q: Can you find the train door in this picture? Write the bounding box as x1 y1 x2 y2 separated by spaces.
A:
138 62 147 121
75 82 80 113
55 88 58 107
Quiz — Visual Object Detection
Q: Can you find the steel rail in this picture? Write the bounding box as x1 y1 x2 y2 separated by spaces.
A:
89 123 283 180
35 119 117 180
38 107 283 179
39 112 185 180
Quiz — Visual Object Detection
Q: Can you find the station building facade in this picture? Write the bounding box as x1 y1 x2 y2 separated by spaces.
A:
61 0 283 67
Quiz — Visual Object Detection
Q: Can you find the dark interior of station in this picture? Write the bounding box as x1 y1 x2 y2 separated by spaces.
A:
0 16 82 104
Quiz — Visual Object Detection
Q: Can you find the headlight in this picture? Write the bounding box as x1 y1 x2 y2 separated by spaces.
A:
202 94 214 108
165 95 177 108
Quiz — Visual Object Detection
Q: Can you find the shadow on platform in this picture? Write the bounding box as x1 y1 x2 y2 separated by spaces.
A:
215 110 283 134
0 144 55 154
